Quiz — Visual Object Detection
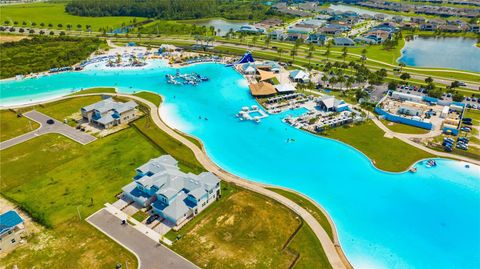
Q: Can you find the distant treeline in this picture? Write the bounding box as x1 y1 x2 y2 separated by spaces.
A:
65 0 277 20
0 36 102 78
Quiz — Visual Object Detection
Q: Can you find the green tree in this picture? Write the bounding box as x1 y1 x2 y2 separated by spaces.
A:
400 72 411 83
424 77 433 84
265 35 271 49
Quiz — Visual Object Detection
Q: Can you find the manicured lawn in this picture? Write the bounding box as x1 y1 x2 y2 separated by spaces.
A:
0 3 144 31
131 210 149 222
133 91 162 107
323 121 435 172
169 182 332 269
0 110 39 142
268 188 334 241
380 119 430 134
70 87 117 96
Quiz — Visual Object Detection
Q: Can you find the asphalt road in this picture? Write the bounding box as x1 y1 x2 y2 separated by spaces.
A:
87 209 198 269
0 110 96 150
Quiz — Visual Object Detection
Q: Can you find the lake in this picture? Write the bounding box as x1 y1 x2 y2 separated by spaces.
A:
398 36 480 72
188 19 248 36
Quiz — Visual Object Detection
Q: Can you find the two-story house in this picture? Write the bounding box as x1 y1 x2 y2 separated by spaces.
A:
122 155 221 226
81 97 138 129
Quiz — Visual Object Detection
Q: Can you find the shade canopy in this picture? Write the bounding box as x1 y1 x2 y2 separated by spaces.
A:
249 82 276 96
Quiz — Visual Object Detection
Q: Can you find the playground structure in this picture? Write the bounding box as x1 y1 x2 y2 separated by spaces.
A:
165 70 209 86
236 105 268 123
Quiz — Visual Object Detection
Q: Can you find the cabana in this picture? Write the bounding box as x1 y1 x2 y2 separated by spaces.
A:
249 82 277 97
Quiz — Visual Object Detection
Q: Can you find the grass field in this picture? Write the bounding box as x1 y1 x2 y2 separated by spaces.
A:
0 3 144 32
168 182 332 269
0 110 39 142
0 131 147 268
323 121 435 172
133 91 163 107
21 95 103 123
70 87 117 96
268 188 334 241
380 119 431 134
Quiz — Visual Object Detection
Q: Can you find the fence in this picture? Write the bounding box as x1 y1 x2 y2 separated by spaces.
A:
375 107 433 130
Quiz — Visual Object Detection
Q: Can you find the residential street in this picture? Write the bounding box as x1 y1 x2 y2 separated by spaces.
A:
87 209 198 269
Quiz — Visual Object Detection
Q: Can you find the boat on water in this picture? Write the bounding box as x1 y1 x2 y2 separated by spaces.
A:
425 159 437 168
409 167 417 173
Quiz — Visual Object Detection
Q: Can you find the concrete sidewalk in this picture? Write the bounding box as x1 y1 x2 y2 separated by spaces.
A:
87 209 197 269
0 110 96 150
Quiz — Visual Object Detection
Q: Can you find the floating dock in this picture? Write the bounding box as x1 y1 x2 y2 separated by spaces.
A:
236 105 268 123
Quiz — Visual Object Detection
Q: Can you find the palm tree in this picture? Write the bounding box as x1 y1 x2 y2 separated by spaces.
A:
361 48 367 64
342 47 348 62
324 48 330 61
265 35 271 49
66 24 72 31
252 36 258 47
277 47 284 61
77 24 82 31
306 50 313 66
399 63 406 73
290 48 297 63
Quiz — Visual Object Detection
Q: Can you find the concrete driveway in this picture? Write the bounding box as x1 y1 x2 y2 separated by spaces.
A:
87 209 198 269
0 110 96 150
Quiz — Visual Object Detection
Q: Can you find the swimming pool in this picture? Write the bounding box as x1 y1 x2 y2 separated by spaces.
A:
1 62 479 269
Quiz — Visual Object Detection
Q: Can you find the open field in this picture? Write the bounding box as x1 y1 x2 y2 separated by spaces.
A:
132 116 205 174
70 87 117 96
19 95 103 124
322 120 435 172
0 33 29 43
380 119 431 134
0 132 143 268
0 3 144 32
169 182 332 269
0 110 39 142
268 188 334 241
133 91 162 107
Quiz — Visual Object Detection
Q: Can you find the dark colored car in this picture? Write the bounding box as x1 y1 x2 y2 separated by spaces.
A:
146 214 160 224
46 119 55 125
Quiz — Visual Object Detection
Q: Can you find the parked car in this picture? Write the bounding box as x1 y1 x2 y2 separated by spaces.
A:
456 144 468 150
146 214 160 224
460 126 472 132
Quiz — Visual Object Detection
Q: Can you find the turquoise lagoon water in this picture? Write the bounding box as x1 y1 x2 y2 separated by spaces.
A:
398 36 480 72
1 63 479 268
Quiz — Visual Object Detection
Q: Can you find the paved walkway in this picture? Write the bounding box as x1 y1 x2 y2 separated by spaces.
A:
87 209 197 269
0 110 96 150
